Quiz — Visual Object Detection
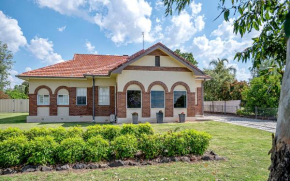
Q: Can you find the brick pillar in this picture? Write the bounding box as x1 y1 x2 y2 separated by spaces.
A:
142 92 150 117
69 87 76 116
50 94 57 116
187 92 195 117
165 92 173 117
29 94 37 116
110 86 116 115
117 92 126 118
196 87 202 115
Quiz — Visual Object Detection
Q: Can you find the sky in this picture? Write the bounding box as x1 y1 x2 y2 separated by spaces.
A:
0 0 260 88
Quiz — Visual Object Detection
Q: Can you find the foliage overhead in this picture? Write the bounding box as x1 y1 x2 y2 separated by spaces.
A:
163 0 289 76
174 49 198 66
0 41 13 91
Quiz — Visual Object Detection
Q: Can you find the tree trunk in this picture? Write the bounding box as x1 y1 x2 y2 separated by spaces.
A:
268 39 290 180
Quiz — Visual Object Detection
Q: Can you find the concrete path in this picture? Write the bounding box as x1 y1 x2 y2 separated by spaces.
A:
197 114 276 133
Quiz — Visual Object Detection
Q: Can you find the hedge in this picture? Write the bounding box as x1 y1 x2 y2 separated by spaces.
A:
0 124 211 168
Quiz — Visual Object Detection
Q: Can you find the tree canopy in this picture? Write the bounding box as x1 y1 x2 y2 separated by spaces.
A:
174 49 198 66
0 40 13 91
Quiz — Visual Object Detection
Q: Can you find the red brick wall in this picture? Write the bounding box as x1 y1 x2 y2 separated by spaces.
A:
187 92 195 117
117 92 126 118
165 92 173 117
142 92 150 117
29 94 37 116
69 87 92 116
95 86 115 116
195 87 202 115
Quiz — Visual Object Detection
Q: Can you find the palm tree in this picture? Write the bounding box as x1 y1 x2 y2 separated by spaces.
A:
209 58 237 76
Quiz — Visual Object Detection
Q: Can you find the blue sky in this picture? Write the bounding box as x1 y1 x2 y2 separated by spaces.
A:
0 0 259 88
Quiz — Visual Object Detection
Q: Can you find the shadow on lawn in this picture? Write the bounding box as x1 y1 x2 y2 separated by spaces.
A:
0 115 27 124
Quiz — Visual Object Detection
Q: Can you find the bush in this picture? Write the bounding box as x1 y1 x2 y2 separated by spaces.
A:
83 125 102 140
138 134 162 159
57 138 86 163
66 126 83 138
120 124 138 136
25 127 51 140
0 127 24 141
0 136 28 167
181 130 211 155
162 132 188 156
85 135 110 162
111 135 138 159
101 125 121 140
138 123 154 136
26 136 58 165
49 127 67 143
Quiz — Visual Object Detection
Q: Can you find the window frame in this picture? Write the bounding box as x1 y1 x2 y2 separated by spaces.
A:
155 56 160 67
173 90 187 108
98 87 110 106
37 94 50 105
126 90 142 108
76 87 87 106
57 94 69 105
150 90 165 108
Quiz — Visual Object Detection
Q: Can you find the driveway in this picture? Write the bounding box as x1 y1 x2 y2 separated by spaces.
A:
197 113 276 133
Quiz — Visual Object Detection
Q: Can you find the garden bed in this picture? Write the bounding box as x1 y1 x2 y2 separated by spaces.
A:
0 151 225 175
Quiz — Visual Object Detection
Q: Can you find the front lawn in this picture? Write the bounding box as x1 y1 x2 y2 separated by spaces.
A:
0 113 271 180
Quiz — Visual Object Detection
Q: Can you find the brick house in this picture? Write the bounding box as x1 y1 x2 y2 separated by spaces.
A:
17 42 210 123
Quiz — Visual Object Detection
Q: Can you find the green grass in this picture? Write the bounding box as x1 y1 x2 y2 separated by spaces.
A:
0 113 272 180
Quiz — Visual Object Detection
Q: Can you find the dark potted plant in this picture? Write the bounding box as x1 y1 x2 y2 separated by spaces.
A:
132 112 138 124
179 112 185 123
156 110 163 123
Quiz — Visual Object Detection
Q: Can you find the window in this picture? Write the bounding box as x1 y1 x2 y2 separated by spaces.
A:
127 90 141 108
174 91 186 108
151 91 164 108
37 95 49 105
77 88 87 105
58 94 69 105
155 56 160 67
98 87 110 105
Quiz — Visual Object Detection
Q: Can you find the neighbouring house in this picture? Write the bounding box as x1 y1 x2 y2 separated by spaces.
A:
17 42 210 123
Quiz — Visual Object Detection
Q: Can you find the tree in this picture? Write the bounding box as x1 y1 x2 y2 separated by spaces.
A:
0 41 13 91
203 58 236 101
163 1 290 179
5 84 28 99
220 80 248 103
242 75 281 111
174 49 198 66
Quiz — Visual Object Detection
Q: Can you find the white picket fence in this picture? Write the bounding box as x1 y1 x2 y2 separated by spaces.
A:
0 99 29 113
204 100 241 114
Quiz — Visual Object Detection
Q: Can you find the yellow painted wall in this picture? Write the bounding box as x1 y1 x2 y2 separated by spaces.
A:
131 55 186 67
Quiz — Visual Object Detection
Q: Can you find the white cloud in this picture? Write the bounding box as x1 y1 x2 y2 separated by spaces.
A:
155 0 163 10
85 40 98 54
28 37 64 64
190 1 202 15
57 25 66 32
7 70 23 88
156 17 160 23
0 11 27 53
25 67 32 72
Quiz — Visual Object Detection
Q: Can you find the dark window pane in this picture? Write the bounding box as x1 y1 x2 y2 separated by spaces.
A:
155 56 160 67
127 90 141 108
174 91 186 108
77 96 86 105
151 91 164 108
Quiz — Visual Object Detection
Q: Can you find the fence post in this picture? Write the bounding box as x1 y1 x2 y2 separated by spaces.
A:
255 106 257 119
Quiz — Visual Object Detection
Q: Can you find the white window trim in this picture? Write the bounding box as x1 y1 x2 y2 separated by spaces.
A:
98 87 110 106
150 90 165 108
173 90 187 108
37 95 50 105
126 90 142 109
57 94 69 105
76 88 87 106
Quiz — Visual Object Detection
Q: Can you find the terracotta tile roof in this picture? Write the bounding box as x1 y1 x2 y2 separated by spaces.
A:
18 42 208 78
19 54 129 78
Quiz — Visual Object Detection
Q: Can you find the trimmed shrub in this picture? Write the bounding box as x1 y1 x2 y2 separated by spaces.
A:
83 125 102 140
111 135 138 159
66 126 83 138
49 127 67 143
138 134 162 159
25 127 51 140
58 137 86 163
26 136 58 165
0 136 28 167
85 135 110 162
120 124 138 136
0 127 24 141
137 123 154 136
162 132 189 156
101 125 121 140
181 130 211 155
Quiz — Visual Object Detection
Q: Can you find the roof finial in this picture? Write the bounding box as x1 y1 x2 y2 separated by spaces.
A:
142 32 144 50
